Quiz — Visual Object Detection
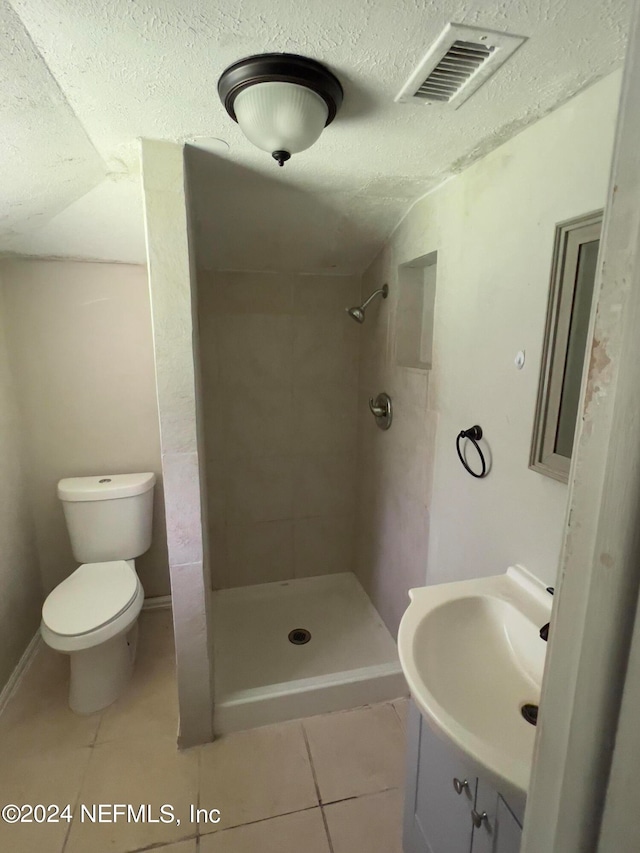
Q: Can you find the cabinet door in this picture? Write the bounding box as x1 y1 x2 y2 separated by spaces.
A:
471 778 522 853
470 776 499 853
493 798 523 853
403 701 476 853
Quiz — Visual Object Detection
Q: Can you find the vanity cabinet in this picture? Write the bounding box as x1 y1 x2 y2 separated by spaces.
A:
403 702 523 853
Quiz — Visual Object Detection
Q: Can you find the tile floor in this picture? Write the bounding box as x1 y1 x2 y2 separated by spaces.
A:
0 609 409 853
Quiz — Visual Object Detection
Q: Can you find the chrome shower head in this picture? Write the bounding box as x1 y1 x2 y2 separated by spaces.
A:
345 283 389 324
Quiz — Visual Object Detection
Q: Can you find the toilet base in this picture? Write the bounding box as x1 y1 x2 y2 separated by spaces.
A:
69 623 138 714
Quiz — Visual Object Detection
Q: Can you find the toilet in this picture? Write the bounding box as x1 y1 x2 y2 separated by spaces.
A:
40 472 156 714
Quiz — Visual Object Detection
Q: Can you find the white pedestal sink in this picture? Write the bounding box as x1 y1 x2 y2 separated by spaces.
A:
398 565 552 802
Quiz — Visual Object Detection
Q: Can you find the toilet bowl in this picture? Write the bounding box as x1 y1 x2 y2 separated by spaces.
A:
41 560 145 714
40 472 156 714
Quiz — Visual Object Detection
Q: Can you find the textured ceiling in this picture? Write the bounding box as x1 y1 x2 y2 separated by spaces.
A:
0 1 105 250
1 0 631 272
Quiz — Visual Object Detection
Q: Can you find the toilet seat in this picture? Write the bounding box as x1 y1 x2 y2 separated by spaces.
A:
43 560 138 637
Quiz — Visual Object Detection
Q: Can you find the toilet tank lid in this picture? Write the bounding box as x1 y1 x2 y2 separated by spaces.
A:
58 473 156 502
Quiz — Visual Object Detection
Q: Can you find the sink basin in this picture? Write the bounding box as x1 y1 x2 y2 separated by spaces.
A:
398 565 552 801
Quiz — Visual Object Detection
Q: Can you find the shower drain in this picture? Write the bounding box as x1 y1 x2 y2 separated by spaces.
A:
288 628 311 645
521 703 539 727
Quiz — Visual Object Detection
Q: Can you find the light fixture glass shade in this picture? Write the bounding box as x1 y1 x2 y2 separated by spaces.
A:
233 81 329 156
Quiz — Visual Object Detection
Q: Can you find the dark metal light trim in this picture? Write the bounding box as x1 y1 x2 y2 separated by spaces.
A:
218 53 344 126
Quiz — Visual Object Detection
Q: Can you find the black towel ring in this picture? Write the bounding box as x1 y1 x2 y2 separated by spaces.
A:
456 425 487 479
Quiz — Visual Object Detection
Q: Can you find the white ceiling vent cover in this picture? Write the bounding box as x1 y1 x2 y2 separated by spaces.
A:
396 24 526 109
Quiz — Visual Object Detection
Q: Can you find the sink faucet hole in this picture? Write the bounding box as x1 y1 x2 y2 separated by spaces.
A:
521 703 538 726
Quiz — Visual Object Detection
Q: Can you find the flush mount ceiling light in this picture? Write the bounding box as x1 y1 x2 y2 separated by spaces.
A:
218 53 343 166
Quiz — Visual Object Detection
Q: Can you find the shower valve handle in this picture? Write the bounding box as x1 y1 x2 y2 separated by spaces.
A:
368 392 392 430
368 398 387 417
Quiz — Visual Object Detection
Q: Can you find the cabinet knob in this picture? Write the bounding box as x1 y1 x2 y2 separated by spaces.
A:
453 778 469 795
471 809 488 828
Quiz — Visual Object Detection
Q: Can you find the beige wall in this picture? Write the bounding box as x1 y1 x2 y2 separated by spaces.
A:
0 274 42 689
355 71 621 636
198 270 360 588
1 259 169 598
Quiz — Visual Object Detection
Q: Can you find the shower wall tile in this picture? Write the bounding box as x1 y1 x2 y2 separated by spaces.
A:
199 270 361 589
227 455 294 524
375 497 429 633
217 314 294 390
162 451 204 567
292 454 357 519
169 559 214 747
204 451 227 522
155 365 199 456
227 520 294 586
293 275 361 315
371 363 429 415
293 515 355 578
207 520 228 590
202 391 227 457
293 316 359 388
353 248 438 636
292 384 358 456
376 401 432 507
202 270 295 315
226 383 294 458
143 140 213 746
397 368 430 413
197 325 220 385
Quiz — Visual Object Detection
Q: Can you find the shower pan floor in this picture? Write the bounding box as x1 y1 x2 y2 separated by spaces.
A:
211 572 406 734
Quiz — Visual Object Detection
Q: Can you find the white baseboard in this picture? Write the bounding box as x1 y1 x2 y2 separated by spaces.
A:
0 598 171 715
0 631 41 716
142 594 172 611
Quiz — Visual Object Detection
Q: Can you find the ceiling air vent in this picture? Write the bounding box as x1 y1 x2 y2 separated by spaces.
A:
396 24 526 109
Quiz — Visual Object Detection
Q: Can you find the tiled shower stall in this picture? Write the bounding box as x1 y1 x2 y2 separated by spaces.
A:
142 139 438 742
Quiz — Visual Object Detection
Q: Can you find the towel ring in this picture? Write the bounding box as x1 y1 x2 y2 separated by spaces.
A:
456 425 487 479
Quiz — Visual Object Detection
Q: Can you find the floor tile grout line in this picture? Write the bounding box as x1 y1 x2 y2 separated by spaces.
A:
91 710 105 746
199 804 320 837
60 617 179 853
59 743 95 853
127 835 198 853
7 612 401 853
321 784 402 807
301 723 335 853
300 722 322 805
389 697 409 730
319 804 336 853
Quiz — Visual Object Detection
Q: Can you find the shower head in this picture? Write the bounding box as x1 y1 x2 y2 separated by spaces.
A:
345 283 388 324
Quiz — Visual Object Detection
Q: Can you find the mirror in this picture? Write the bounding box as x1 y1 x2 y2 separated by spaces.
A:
530 211 603 482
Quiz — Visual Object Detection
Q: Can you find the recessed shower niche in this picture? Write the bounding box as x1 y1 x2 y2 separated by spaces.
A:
395 252 438 371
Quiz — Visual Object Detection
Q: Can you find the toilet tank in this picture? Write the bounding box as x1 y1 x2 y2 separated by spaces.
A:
58 473 156 563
